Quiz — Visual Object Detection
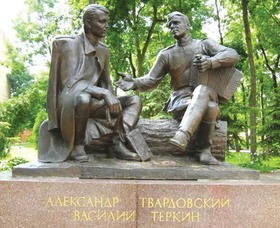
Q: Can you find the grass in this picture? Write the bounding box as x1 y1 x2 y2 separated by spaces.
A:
226 151 280 173
0 157 29 171
15 142 35 148
0 143 37 171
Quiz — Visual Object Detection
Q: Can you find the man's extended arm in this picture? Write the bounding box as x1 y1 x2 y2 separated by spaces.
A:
116 51 168 92
133 51 168 91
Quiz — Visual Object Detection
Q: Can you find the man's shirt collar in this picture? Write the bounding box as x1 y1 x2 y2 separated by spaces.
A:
81 32 106 70
83 32 97 55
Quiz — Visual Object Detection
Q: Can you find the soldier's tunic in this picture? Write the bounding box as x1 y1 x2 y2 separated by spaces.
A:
133 36 240 117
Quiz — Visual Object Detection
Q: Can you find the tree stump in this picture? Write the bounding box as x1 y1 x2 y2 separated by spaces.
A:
137 119 227 161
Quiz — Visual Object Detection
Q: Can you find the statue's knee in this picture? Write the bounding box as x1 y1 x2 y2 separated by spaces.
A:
75 93 91 107
203 101 219 122
209 101 219 116
130 95 142 108
193 85 211 99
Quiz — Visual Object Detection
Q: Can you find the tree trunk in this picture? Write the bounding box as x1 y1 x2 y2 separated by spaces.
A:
134 6 158 77
128 52 136 78
215 0 224 44
179 0 183 11
231 95 240 152
241 82 249 149
241 0 257 159
259 75 265 142
137 119 227 161
137 56 144 76
259 43 279 104
85 119 228 161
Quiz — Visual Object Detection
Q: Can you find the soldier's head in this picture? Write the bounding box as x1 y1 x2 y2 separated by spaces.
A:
167 12 191 39
83 4 109 38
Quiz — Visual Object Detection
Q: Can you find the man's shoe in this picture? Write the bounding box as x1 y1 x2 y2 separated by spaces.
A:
196 148 220 165
169 130 191 151
113 140 141 161
70 145 89 162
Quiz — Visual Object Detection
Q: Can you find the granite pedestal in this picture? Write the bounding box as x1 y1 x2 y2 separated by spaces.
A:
13 154 259 180
0 172 279 228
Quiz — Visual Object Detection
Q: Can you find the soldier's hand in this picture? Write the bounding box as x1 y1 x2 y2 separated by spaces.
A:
115 72 135 91
193 55 212 73
104 91 122 115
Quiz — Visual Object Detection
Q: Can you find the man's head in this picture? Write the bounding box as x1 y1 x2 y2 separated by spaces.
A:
83 4 109 38
167 11 190 39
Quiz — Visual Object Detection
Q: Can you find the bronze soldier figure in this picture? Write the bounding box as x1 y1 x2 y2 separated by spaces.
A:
116 11 240 165
39 4 144 162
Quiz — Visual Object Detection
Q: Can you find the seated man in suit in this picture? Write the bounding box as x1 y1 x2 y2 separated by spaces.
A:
41 4 143 162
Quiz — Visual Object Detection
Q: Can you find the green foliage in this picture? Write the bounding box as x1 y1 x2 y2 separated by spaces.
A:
31 109 48 148
218 0 280 155
140 77 172 119
0 122 19 159
0 157 29 172
248 0 280 154
0 122 11 158
226 152 280 172
0 75 48 138
14 0 75 65
1 42 34 96
259 104 280 154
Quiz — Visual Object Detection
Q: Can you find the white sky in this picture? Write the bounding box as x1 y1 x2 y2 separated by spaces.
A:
202 0 225 41
0 0 26 41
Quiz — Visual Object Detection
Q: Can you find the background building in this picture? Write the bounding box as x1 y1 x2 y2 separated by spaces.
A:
0 29 10 102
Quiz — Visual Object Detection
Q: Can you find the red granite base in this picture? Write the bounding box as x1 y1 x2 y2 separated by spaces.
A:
0 176 279 228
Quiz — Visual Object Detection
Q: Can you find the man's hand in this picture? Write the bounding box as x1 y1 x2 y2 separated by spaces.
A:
193 55 212 73
115 72 135 91
104 91 122 115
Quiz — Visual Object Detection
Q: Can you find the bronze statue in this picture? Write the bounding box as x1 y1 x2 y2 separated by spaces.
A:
38 4 149 163
116 11 241 165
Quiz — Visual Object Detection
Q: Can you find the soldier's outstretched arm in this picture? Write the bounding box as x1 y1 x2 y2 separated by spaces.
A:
116 51 168 92
115 72 136 91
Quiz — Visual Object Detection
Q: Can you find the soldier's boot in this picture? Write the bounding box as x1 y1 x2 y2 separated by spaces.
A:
113 136 141 161
169 130 192 151
195 121 220 165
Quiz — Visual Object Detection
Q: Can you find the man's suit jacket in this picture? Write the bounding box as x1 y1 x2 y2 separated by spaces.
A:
46 32 113 159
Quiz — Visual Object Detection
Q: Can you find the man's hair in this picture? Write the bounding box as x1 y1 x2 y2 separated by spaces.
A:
167 11 190 27
83 4 109 24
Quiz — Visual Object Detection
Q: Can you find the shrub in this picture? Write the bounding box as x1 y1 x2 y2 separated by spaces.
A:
31 109 48 148
0 157 28 171
0 122 11 158
0 74 48 138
